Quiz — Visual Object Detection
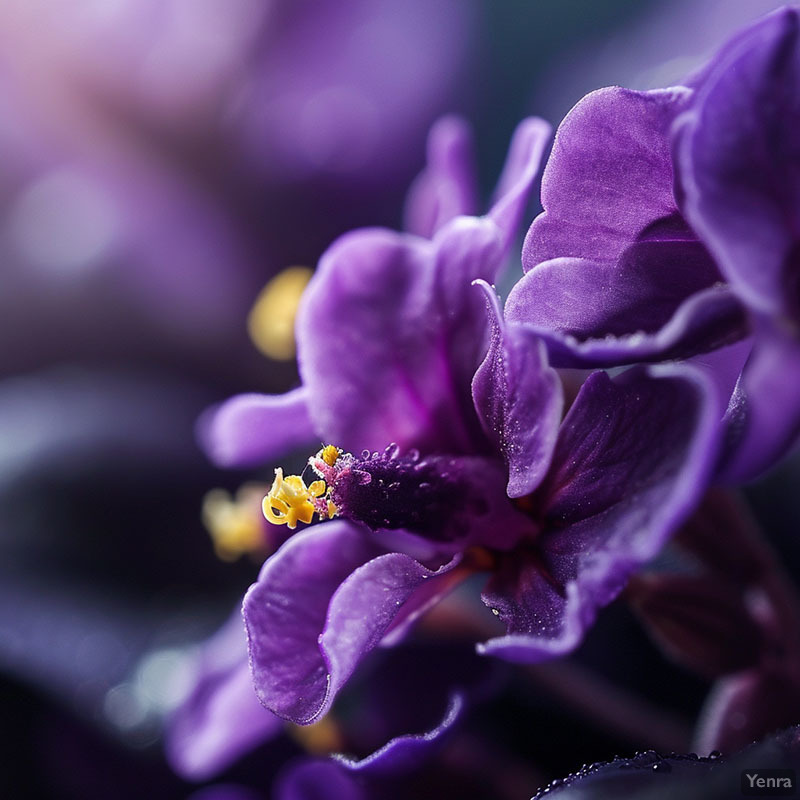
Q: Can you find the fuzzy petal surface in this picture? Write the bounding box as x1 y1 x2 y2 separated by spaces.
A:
472 281 563 497
198 388 314 468
243 522 460 724
680 7 800 322
296 220 504 455
480 364 720 662
403 116 479 239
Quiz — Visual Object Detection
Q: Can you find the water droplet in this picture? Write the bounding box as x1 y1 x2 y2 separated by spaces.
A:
709 750 722 760
652 762 671 773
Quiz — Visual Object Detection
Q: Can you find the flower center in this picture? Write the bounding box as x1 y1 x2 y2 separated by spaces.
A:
262 444 530 552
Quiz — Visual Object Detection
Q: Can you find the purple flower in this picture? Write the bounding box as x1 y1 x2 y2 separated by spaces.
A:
201 116 721 729
507 7 800 481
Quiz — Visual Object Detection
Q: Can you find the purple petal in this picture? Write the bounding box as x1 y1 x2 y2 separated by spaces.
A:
717 324 800 482
297 220 504 455
197 388 314 468
243 521 460 724
518 212 723 334
403 116 479 239
471 281 563 497
512 86 743 366
480 363 721 662
487 116 552 253
524 86 691 270
333 693 462 777
507 275 747 368
165 610 282 781
679 7 800 321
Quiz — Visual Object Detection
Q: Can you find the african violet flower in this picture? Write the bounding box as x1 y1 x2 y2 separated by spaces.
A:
200 116 721 731
507 6 800 482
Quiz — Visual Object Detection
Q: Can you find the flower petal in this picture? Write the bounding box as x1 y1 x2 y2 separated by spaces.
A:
487 116 552 253
243 521 461 724
197 388 314 468
524 86 691 270
507 274 747 368
717 323 800 482
165 610 283 781
679 7 800 321
471 281 563 497
333 693 463 777
296 219 504 455
403 116 479 239
480 363 720 662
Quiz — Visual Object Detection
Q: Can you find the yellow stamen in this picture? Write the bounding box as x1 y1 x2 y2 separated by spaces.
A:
247 266 313 360
320 444 340 466
202 484 267 562
263 468 329 529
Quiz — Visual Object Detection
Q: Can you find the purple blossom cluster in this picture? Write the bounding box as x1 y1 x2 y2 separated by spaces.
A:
164 7 800 797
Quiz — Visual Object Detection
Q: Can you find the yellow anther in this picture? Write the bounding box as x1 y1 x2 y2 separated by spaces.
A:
247 266 313 360
202 484 267 562
263 468 327 529
320 445 340 467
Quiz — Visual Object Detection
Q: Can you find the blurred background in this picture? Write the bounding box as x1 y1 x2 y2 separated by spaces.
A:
0 1 792 797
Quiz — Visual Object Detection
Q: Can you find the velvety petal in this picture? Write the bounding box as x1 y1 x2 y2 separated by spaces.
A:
297 219 505 455
471 281 563 497
507 274 747 368
403 116 479 239
334 694 462 777
524 86 691 270
243 521 461 724
679 7 800 321
518 209 725 332
165 609 283 781
277 760 365 800
197 388 314 468
717 323 800 482
487 116 552 253
480 363 720 662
